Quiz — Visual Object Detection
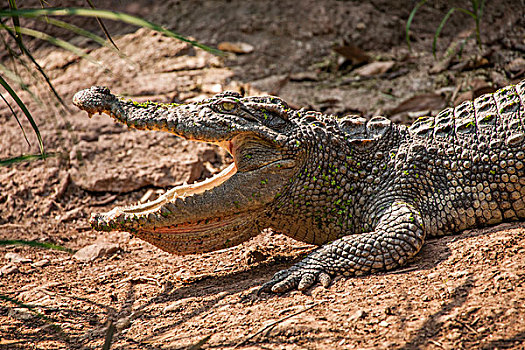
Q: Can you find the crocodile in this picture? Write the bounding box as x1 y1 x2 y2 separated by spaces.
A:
73 80 525 293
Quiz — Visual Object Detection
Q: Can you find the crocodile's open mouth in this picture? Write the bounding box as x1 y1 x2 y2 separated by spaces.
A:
74 86 293 254
97 140 238 220
89 135 283 254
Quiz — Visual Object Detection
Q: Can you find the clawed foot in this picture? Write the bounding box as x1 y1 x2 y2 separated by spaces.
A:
258 264 333 294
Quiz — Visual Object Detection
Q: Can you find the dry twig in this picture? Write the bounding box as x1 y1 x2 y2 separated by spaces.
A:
234 301 323 348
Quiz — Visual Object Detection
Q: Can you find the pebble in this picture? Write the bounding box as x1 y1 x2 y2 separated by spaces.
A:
73 242 119 262
115 316 131 331
163 299 191 313
354 61 395 77
243 248 267 265
5 252 32 264
31 259 50 268
0 264 19 276
379 320 390 327
55 207 83 222
217 41 254 54
349 309 366 321
8 308 35 321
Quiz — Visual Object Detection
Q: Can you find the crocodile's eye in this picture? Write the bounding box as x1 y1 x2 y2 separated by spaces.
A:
222 101 236 111
211 99 241 114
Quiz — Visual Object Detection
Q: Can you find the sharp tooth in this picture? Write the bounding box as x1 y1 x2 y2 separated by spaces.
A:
183 181 188 186
119 162 237 216
140 189 154 203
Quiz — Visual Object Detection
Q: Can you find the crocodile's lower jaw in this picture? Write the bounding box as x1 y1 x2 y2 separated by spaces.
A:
89 149 265 254
89 140 238 229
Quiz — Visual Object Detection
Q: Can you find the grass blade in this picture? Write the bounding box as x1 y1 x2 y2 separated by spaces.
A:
0 74 44 154
2 24 68 109
0 23 104 68
406 0 428 51
0 89 30 148
0 8 224 56
477 0 485 49
433 8 456 58
0 239 73 253
471 0 485 49
102 320 116 350
454 8 476 19
35 17 132 64
0 62 44 106
0 294 68 338
84 0 118 50
479 0 486 14
0 152 55 166
8 0 23 49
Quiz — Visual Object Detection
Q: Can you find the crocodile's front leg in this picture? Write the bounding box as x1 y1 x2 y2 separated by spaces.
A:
260 201 425 293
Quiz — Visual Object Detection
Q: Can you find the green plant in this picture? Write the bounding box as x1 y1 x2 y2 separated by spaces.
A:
0 4 222 165
0 239 75 253
406 0 485 57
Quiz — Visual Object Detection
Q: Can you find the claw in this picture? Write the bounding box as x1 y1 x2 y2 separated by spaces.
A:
297 273 315 291
271 277 297 293
257 270 291 295
318 272 332 288
258 260 332 294
257 281 275 295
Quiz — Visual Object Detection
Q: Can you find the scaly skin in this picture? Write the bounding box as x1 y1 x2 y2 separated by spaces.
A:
73 80 525 293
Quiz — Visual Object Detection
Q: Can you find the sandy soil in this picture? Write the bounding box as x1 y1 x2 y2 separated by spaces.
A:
1 1 524 349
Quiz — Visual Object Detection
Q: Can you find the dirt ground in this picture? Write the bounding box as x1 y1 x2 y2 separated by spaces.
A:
1 1 525 349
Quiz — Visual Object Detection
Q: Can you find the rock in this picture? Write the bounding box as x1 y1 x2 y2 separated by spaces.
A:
356 22 366 30
506 57 525 78
427 272 439 279
0 264 19 276
163 297 197 313
217 41 254 54
5 252 32 264
115 316 132 331
354 61 395 77
201 83 223 94
379 320 390 327
454 91 473 106
31 259 50 268
505 307 518 316
349 309 366 321
8 308 35 321
332 43 370 65
447 329 462 341
55 207 83 223
73 242 119 262
390 93 446 115
248 74 289 95
243 248 268 265
290 71 319 82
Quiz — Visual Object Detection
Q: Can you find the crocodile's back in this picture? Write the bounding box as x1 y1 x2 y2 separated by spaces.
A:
404 80 525 236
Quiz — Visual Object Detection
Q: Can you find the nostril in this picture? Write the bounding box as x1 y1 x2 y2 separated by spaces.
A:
91 86 111 95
